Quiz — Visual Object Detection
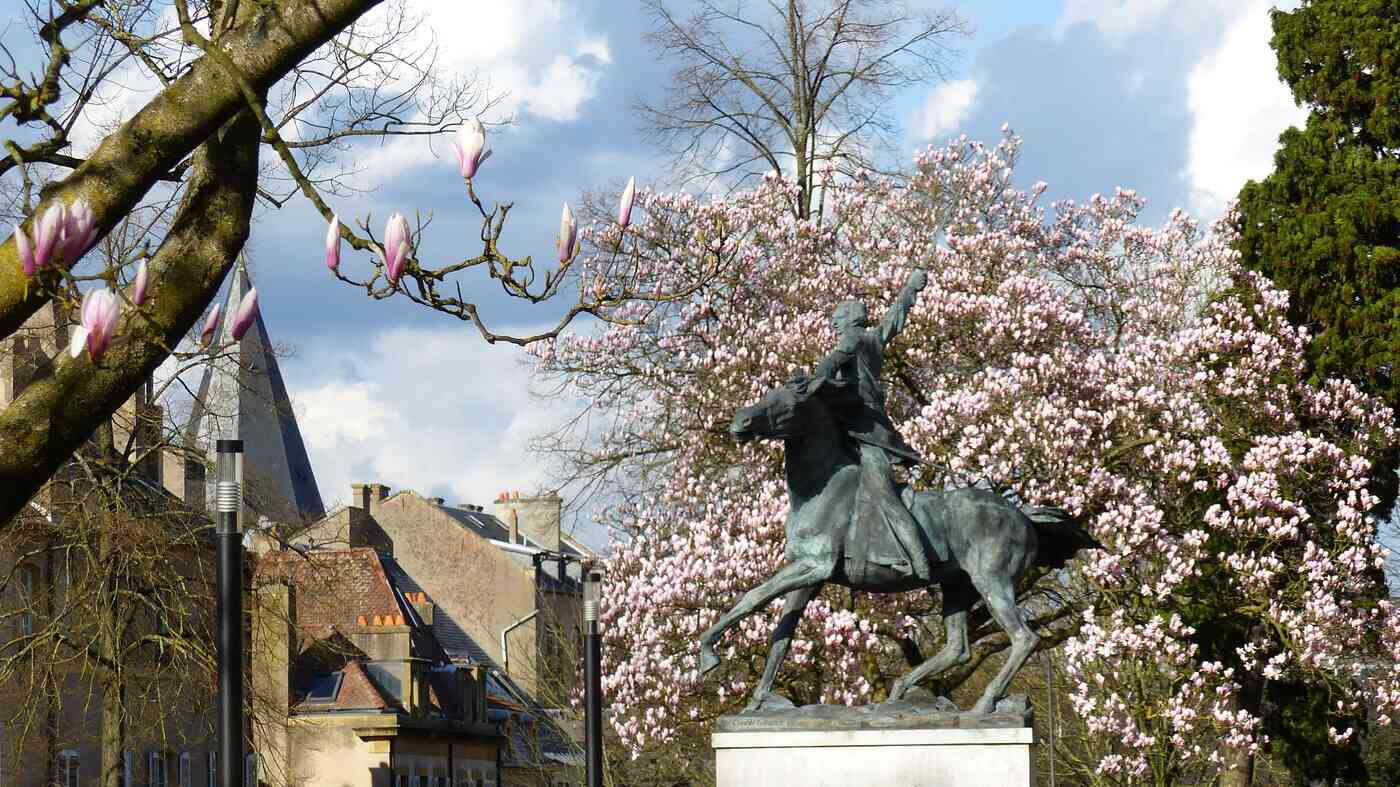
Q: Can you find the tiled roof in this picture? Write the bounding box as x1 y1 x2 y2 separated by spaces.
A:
185 262 325 520
292 661 394 713
256 547 405 631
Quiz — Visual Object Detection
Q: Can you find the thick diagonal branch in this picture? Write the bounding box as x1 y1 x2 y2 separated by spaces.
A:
0 109 261 525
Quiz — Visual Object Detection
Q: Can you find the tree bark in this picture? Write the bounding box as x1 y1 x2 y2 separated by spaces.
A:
1219 679 1260 787
98 523 124 787
99 627 125 787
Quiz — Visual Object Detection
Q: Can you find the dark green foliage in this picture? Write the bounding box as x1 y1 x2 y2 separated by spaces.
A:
1233 3 1400 782
1234 0 1400 518
1262 679 1367 785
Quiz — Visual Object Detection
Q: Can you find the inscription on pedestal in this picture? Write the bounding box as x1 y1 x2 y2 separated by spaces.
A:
712 694 1037 787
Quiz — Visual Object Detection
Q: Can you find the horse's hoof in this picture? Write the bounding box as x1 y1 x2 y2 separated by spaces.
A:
698 646 720 675
744 691 796 713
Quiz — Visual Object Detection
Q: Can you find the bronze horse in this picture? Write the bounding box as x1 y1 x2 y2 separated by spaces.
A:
697 377 1100 713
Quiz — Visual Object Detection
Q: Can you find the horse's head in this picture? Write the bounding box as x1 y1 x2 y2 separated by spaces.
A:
730 377 808 443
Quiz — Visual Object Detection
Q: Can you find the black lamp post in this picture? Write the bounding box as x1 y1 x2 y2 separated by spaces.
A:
583 566 604 787
215 440 244 787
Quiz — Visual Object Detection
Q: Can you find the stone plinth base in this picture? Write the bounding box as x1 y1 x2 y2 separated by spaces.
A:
712 694 1035 787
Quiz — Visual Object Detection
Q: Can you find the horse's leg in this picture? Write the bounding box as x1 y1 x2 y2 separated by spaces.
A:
745 583 820 711
887 576 974 702
698 561 825 675
967 572 1040 714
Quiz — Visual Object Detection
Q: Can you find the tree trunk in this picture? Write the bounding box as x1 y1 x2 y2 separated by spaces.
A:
1218 678 1260 787
100 668 125 787
98 523 124 787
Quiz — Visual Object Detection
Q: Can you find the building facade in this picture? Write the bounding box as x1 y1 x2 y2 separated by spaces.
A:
252 548 502 787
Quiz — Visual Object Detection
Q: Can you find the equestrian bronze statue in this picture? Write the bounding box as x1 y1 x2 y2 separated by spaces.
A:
697 267 1101 714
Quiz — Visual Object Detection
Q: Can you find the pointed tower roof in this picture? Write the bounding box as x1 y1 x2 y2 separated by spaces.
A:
186 259 325 521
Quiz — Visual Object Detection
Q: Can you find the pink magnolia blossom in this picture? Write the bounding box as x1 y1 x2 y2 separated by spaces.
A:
231 287 258 340
13 225 34 277
557 203 577 263
68 288 120 361
383 213 411 284
61 199 96 263
325 215 341 272
132 260 149 306
200 304 222 348
528 130 1400 776
31 203 65 271
451 119 489 179
618 177 636 228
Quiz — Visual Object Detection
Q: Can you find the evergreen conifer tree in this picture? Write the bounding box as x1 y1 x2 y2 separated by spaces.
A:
1234 2 1400 781
1236 0 1400 470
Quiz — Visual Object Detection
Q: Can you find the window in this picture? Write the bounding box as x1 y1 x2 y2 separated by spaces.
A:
206 753 215 787
243 753 255 787
301 672 341 703
16 564 37 636
148 751 167 787
57 554 71 599
179 753 190 787
55 750 79 787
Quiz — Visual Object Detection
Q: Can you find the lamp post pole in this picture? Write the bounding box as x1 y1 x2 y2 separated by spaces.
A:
215 440 245 787
583 567 604 787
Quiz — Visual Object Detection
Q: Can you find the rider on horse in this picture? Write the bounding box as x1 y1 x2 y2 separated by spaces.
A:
802 266 931 581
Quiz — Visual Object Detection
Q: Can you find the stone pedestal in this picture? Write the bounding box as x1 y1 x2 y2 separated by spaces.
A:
712 694 1035 787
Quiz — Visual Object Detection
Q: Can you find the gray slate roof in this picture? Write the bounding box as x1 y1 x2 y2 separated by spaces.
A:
379 556 498 667
185 261 325 520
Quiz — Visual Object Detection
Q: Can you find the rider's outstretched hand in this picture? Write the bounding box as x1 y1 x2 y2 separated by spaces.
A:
909 267 929 291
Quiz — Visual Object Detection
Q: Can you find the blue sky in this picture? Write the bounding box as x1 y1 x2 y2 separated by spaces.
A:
251 0 1305 538
10 1 1309 541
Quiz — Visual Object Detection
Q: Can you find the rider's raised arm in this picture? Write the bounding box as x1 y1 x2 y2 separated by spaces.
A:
811 330 861 384
879 267 929 346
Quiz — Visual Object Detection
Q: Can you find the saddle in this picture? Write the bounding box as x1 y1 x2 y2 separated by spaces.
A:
843 479 942 580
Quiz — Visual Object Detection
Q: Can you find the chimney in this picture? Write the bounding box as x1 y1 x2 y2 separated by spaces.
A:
352 483 371 510
493 490 562 551
251 583 293 743
352 483 391 511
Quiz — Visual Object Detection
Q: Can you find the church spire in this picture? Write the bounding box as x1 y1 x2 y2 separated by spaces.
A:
186 258 325 521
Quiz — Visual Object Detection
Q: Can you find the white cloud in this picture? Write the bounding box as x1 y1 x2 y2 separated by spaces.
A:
913 79 979 141
286 324 581 513
1055 0 1177 44
1053 0 1250 46
1183 0 1306 219
348 0 612 183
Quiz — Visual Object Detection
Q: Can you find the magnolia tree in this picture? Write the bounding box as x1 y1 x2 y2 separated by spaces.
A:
528 131 1400 783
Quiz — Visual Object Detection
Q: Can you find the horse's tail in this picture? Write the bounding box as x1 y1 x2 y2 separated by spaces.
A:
1023 506 1103 570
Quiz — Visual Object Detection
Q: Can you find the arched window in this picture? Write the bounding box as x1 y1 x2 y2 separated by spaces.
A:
54 750 79 787
148 750 167 787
